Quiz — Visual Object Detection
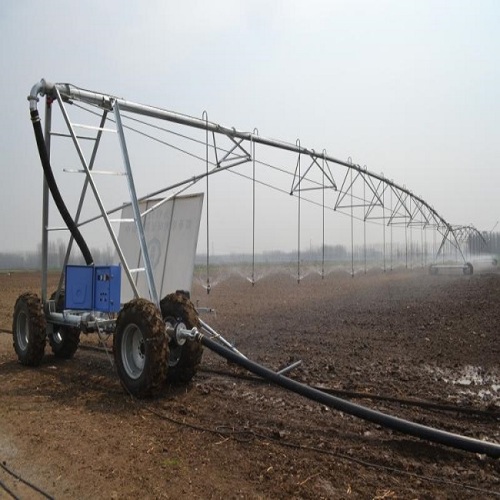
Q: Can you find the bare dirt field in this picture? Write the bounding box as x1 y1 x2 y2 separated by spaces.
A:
0 267 499 499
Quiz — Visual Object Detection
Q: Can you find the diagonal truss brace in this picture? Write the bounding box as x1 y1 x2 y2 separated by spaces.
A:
290 153 337 194
213 132 252 169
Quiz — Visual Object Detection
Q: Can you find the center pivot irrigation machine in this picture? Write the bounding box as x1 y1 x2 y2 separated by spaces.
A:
12 79 499 458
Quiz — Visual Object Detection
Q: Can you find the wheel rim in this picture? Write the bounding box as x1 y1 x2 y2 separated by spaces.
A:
16 311 29 351
169 345 182 367
52 331 63 345
121 323 145 380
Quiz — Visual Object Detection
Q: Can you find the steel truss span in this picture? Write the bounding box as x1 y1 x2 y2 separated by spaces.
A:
28 79 488 291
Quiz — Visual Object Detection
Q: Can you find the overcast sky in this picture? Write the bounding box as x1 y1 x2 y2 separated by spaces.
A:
1 0 499 255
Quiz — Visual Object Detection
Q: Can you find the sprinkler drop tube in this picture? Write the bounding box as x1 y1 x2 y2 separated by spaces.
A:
199 335 500 458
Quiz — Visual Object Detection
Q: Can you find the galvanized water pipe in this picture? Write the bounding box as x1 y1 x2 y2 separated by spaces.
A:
31 80 452 233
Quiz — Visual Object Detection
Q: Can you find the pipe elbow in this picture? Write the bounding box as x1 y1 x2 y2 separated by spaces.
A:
28 79 54 112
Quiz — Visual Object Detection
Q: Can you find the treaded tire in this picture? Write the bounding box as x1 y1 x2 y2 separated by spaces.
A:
48 290 80 359
114 298 168 398
463 262 474 275
160 292 203 385
12 293 47 366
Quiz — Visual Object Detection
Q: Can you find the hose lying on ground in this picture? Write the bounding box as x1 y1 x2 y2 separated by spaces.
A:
199 334 500 459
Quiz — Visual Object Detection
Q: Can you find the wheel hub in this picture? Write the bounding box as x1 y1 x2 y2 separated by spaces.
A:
16 311 29 351
122 324 145 379
52 331 63 345
164 318 186 367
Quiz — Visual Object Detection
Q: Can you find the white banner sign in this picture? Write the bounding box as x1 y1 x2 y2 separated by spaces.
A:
117 193 204 303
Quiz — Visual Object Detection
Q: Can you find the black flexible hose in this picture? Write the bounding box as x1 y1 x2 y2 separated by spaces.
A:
0 463 54 500
200 367 500 418
30 108 93 265
200 335 500 458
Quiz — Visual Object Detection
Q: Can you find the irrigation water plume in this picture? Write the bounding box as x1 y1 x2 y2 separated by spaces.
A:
195 332 500 458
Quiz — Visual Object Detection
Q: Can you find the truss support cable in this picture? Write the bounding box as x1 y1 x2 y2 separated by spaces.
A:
382 186 386 272
251 130 257 286
405 216 408 269
390 187 393 270
203 111 211 294
424 227 427 267
350 164 354 278
421 226 424 268
363 173 367 275
322 152 326 279
296 141 301 284
410 223 413 269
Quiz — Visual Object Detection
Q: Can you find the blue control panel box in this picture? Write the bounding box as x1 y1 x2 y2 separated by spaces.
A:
94 266 121 313
65 265 121 313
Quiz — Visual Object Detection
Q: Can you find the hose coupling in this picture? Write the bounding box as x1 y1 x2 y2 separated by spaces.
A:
166 321 199 345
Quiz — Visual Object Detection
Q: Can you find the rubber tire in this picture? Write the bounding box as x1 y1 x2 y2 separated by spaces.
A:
48 290 80 359
463 263 473 275
114 299 168 398
12 293 47 366
429 265 438 275
160 292 203 385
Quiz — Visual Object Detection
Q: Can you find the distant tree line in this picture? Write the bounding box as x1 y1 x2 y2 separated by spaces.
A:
2 232 498 271
473 231 500 255
196 243 418 265
196 233 500 267
0 240 115 270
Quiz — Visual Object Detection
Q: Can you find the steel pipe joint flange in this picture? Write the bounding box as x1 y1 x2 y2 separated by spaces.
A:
165 320 199 346
174 322 187 345
176 325 200 345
